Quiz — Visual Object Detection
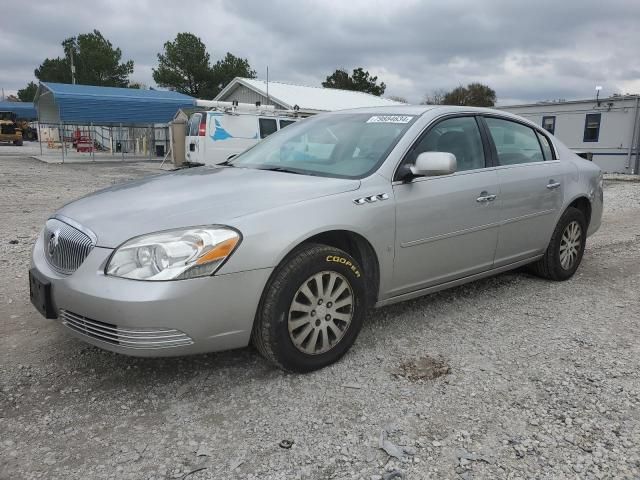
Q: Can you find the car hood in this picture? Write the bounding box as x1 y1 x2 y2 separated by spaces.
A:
56 166 360 248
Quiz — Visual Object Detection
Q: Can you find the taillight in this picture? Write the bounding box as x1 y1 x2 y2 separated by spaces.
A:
198 117 206 136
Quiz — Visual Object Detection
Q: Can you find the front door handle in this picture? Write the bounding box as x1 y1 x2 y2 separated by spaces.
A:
547 181 561 190
477 192 497 203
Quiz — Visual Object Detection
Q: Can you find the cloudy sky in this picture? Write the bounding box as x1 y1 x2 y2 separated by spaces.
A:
2 0 639 105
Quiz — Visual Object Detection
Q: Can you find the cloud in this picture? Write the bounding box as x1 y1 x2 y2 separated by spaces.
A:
1 0 638 104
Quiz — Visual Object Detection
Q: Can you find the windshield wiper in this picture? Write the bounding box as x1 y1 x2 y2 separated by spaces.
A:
258 166 304 175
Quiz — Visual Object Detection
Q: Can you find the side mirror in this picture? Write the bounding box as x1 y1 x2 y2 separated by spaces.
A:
410 152 457 177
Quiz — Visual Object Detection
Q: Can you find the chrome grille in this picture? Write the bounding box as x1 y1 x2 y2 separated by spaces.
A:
60 310 194 349
43 218 95 274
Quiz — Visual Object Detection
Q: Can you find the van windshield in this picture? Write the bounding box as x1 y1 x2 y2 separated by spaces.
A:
230 113 416 178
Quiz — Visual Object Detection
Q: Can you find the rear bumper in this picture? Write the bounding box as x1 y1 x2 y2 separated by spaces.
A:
31 233 272 357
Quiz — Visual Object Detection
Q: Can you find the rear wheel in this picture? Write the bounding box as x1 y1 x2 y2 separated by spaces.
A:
531 207 587 281
13 139 23 146
252 244 366 372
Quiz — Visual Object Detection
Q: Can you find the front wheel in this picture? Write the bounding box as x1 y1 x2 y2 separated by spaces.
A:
252 244 366 372
531 207 587 281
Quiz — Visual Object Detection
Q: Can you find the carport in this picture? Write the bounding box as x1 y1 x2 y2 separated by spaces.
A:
33 82 195 163
0 101 38 121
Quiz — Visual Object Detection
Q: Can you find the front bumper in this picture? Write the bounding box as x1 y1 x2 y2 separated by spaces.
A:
31 233 272 357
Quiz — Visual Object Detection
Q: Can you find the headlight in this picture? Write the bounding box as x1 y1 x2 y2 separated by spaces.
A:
106 226 240 281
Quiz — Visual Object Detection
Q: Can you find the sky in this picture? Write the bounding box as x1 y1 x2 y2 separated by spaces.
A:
1 0 639 105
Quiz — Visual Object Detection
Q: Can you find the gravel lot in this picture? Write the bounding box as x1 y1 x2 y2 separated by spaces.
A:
1 155 639 480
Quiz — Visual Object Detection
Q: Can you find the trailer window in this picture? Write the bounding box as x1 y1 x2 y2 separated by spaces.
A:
542 116 555 134
259 118 278 138
583 113 601 142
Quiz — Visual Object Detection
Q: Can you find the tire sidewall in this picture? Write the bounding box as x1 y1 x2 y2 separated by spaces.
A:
551 208 587 280
264 246 366 372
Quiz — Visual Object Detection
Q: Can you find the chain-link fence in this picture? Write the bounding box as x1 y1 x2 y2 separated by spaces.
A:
34 122 171 163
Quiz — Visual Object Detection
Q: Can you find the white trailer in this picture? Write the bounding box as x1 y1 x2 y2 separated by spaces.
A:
185 100 300 165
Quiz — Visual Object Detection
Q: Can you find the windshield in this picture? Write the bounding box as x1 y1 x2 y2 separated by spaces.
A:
230 113 416 178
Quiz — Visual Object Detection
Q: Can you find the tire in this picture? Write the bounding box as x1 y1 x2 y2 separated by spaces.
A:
252 243 367 372
531 207 587 281
14 139 23 146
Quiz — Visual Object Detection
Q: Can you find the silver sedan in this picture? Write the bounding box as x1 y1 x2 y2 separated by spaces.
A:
29 106 603 372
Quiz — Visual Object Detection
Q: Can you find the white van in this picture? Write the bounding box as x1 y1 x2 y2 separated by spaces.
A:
185 110 299 165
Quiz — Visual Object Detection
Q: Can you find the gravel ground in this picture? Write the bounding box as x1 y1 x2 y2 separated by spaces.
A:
1 156 639 480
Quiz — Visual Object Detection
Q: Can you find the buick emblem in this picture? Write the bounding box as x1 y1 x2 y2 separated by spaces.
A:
48 229 60 256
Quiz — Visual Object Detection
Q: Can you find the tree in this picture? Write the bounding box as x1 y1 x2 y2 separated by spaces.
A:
421 88 448 105
17 82 38 102
465 82 497 107
153 33 213 97
153 33 256 99
322 67 386 96
387 95 408 103
210 53 256 97
34 30 133 87
438 83 497 107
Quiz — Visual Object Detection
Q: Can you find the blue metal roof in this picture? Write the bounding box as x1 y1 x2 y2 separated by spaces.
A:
0 101 38 120
34 82 195 125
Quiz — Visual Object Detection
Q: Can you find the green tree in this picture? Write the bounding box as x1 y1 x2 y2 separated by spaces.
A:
17 81 38 102
322 67 386 96
465 82 497 107
440 83 496 107
153 33 213 97
210 53 256 97
34 58 70 83
35 30 133 87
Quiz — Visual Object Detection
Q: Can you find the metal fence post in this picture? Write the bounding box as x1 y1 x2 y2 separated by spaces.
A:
90 122 95 161
120 123 124 161
59 122 65 164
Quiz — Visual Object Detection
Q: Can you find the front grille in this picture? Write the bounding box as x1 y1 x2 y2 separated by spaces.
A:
60 310 194 349
44 218 95 274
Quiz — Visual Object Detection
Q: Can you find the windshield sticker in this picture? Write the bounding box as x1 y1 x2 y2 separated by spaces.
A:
366 115 413 124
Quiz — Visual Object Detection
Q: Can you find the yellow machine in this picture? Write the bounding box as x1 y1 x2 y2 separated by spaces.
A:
0 111 24 146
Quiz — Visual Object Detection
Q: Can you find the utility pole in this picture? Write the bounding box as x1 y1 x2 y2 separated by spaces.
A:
69 50 76 85
266 66 269 106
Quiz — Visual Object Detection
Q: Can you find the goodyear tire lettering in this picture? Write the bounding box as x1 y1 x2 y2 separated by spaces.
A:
325 255 361 278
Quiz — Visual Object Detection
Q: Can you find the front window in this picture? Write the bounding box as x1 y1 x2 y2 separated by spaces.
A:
231 113 416 178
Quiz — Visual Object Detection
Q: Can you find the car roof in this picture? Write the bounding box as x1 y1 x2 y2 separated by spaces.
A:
327 104 541 129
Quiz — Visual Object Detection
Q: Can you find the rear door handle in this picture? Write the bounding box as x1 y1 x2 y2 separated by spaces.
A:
547 180 561 189
476 192 497 203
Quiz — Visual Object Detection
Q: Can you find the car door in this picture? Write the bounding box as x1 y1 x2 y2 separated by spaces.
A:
390 115 500 296
481 116 564 266
185 113 203 163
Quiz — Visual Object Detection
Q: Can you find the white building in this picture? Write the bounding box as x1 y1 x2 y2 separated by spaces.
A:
500 95 640 174
214 77 403 116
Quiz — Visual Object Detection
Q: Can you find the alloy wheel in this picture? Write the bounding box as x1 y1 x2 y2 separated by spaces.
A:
559 220 582 270
288 271 354 355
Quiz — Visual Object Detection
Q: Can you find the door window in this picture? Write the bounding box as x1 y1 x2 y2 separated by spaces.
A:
536 131 555 160
412 116 486 171
259 118 278 138
485 117 544 165
279 119 296 129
